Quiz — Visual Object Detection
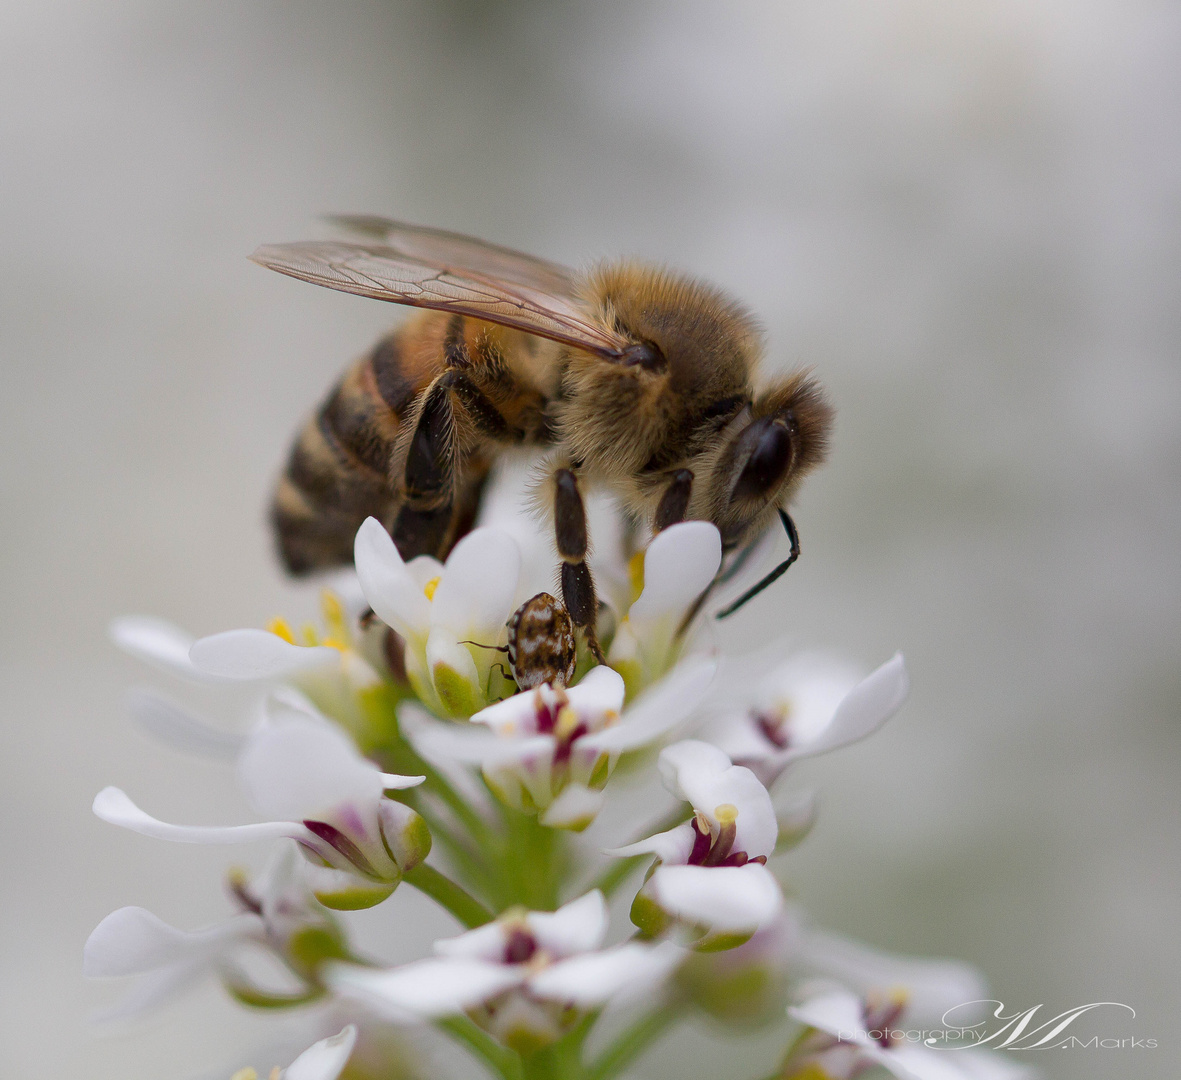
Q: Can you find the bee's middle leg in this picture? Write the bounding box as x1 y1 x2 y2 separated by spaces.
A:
553 467 606 664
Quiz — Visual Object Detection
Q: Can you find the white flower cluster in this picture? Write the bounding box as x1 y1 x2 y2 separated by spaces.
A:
87 483 1034 1080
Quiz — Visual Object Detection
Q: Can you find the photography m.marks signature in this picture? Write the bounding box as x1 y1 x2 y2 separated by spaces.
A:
936 1000 1157 1051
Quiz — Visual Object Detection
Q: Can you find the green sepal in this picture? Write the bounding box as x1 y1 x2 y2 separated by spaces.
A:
693 928 755 953
433 661 482 718
224 981 322 1010
676 961 777 1026
313 877 398 910
629 887 671 938
286 924 350 978
393 805 433 871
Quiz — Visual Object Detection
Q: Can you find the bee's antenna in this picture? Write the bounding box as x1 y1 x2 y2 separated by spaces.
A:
460 639 510 653
714 510 800 620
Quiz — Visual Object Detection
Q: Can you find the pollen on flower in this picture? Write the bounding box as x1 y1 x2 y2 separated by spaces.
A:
554 704 580 740
714 803 738 826
229 1069 257 1080
267 616 296 644
320 589 348 641
628 550 645 604
424 575 441 600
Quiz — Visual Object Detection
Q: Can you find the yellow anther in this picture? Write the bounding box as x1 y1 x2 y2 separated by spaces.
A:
714 803 739 826
321 637 347 653
601 709 620 728
300 622 319 646
266 617 295 644
320 589 348 641
424 576 441 600
554 705 580 739
628 551 646 604
230 1070 258 1080
269 1069 281 1080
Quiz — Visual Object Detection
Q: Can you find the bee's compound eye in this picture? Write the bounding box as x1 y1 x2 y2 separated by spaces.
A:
733 419 794 501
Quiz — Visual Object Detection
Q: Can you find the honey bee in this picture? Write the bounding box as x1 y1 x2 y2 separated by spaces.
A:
255 218 832 661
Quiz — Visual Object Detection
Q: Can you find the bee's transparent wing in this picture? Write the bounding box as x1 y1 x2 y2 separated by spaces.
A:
251 229 629 359
323 215 577 297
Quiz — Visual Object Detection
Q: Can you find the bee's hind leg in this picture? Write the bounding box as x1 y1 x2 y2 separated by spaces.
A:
392 375 457 559
552 467 606 665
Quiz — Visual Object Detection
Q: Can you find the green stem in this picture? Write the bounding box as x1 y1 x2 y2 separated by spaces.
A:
438 1016 523 1080
590 853 648 899
585 1005 679 1080
405 862 494 928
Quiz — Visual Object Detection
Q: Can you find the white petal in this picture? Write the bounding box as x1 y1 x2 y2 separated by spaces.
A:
527 890 607 957
91 958 209 1024
566 665 626 715
649 863 783 933
528 941 682 1006
425 626 482 692
629 522 721 621
658 740 777 858
93 787 296 845
431 527 521 637
401 702 519 764
379 772 425 790
801 930 987 1026
405 554 446 592
238 716 388 820
329 958 524 1018
789 988 869 1044
788 653 910 761
539 784 604 829
698 711 778 766
890 1048 1038 1080
471 686 548 737
607 822 695 863
354 517 431 640
125 689 244 761
284 1025 357 1080
83 907 260 977
189 629 339 681
434 921 509 962
109 616 207 681
581 658 716 754
657 740 733 797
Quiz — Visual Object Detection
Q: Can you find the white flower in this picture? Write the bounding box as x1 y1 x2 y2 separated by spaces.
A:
402 658 715 829
84 846 338 1019
610 740 782 946
701 653 910 786
329 891 680 1051
110 587 386 739
782 931 1035 1080
93 700 428 909
605 522 722 697
232 1026 357 1080
786 989 1035 1080
355 516 523 717
280 1026 357 1080
111 615 341 684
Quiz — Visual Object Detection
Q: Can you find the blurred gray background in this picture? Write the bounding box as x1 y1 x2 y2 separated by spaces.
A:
1 1 1178 1077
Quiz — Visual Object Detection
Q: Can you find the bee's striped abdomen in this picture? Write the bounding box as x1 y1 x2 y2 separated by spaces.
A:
272 329 431 574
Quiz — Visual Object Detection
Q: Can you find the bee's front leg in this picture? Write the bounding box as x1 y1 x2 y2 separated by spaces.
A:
552 466 606 665
654 468 694 531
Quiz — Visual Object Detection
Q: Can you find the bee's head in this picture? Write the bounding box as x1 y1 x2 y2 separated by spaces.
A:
708 373 832 547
